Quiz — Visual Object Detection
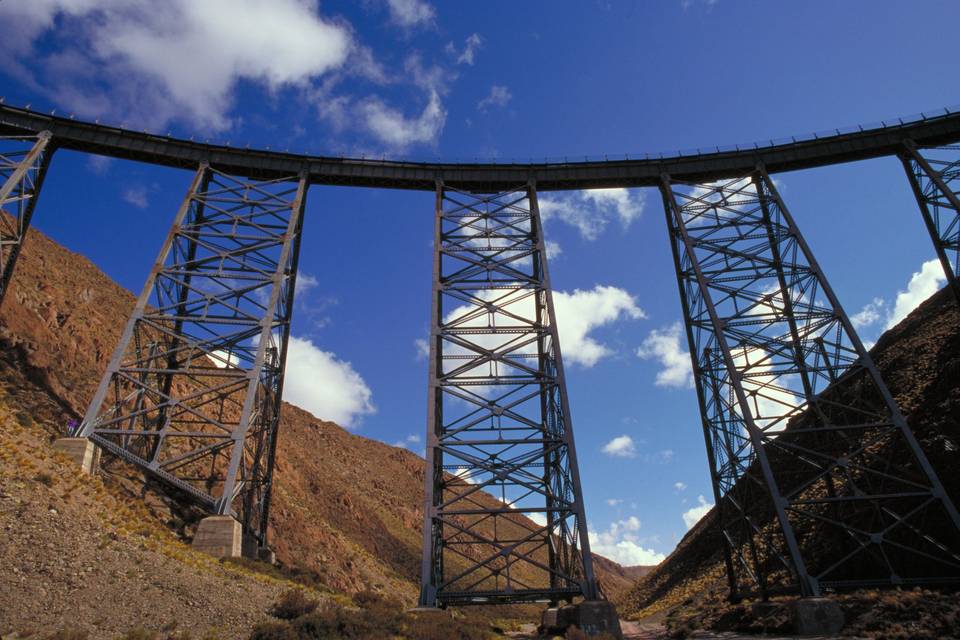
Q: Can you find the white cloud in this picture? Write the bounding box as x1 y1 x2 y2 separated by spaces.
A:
589 517 666 566
682 495 713 529
674 481 687 491
385 0 435 28
851 297 885 329
452 33 483 65
538 188 646 240
606 498 623 507
636 322 693 388
477 85 512 111
0 0 353 131
295 271 319 297
886 259 946 329
553 285 646 367
122 185 149 209
392 433 422 449
360 89 446 148
601 435 637 458
544 239 563 260
86 154 112 175
414 337 430 361
282 335 375 428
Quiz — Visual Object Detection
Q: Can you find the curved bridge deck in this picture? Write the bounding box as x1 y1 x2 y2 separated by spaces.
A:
2 104 960 190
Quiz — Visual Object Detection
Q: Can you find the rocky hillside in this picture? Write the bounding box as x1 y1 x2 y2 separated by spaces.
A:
0 221 637 614
622 284 960 627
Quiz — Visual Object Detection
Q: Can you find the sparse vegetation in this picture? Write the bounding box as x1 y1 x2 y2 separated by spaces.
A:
271 589 320 620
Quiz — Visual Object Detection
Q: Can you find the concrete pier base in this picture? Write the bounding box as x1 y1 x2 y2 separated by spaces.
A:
192 515 242 558
540 600 623 639
789 597 844 636
52 437 99 474
257 547 277 565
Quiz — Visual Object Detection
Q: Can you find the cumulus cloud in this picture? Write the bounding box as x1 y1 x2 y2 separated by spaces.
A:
544 239 563 260
606 498 623 506
392 433 422 450
674 482 687 491
282 335 375 428
385 0 435 28
682 495 713 529
636 322 693 388
360 89 446 148
589 517 666 566
0 0 352 131
886 259 946 329
295 271 319 297
477 85 512 111
851 297 886 329
601 435 637 458
539 188 646 240
414 338 430 361
553 285 646 367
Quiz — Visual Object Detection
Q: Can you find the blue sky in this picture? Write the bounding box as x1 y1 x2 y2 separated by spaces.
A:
1 0 957 566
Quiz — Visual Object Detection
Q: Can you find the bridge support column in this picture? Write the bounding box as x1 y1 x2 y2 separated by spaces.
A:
418 182 601 608
0 131 54 306
899 141 960 306
77 164 308 555
660 168 960 599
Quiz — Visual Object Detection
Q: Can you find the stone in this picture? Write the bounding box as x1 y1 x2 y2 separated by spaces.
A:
789 596 844 636
540 600 623 639
52 437 99 474
192 516 242 558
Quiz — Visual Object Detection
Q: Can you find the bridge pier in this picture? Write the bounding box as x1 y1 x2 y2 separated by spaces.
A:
660 167 960 598
0 131 54 306
75 164 309 557
52 437 100 474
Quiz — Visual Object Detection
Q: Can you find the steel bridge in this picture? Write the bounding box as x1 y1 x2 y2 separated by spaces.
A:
2 103 960 607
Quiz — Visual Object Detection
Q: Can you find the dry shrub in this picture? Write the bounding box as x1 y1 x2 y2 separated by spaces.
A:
271 589 319 620
117 629 158 640
249 621 297 640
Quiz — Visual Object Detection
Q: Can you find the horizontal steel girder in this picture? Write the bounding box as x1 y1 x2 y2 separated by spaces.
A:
78 165 307 548
661 169 960 599
3 104 960 191
419 183 598 607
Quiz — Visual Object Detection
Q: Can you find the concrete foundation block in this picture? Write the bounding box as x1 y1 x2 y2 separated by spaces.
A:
257 547 277 565
52 437 99 474
540 600 622 639
192 515 242 558
789 597 844 636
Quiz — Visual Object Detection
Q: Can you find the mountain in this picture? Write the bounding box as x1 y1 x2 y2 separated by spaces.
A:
0 219 637 616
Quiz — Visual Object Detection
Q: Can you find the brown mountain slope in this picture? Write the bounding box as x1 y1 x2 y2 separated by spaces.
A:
622 284 960 620
0 221 632 604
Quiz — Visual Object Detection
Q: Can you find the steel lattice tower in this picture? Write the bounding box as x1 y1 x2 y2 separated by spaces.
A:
660 168 960 598
0 131 54 305
78 165 307 552
419 182 598 607
900 142 960 305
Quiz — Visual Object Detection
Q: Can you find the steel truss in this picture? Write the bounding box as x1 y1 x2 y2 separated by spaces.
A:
900 141 960 305
78 165 307 551
661 169 960 598
0 131 54 304
419 182 598 607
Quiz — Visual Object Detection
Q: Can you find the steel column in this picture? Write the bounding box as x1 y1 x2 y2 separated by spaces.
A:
899 141 960 305
661 170 960 598
418 182 598 607
0 131 54 305
78 165 309 550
